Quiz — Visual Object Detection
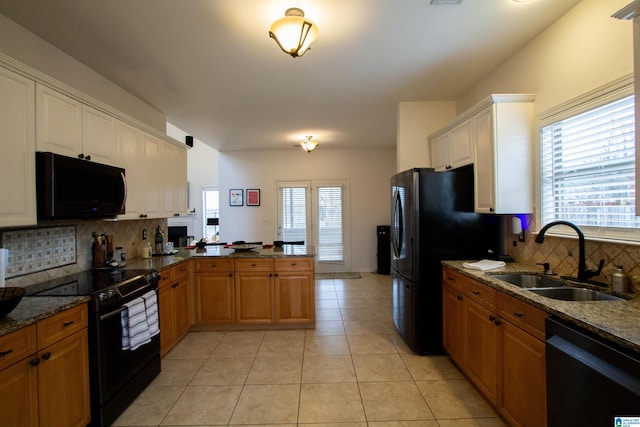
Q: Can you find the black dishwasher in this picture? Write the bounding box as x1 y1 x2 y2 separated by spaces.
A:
546 317 640 427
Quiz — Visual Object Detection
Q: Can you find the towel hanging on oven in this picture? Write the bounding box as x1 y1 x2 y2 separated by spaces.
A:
141 290 160 338
121 296 151 350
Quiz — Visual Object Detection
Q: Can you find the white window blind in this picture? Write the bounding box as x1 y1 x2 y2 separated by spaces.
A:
541 94 638 232
317 186 343 262
279 186 308 243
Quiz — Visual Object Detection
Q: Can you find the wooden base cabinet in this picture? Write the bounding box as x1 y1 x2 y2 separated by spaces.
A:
235 258 275 324
442 267 547 427
195 259 235 324
0 304 90 427
159 263 192 356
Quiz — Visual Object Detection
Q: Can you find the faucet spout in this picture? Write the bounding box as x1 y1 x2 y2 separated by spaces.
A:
535 220 603 282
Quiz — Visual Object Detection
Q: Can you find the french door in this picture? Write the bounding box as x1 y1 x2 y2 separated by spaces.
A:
277 180 351 272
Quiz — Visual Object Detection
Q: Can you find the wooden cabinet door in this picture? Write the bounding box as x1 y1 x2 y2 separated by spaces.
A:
235 272 274 324
36 84 82 157
196 273 235 324
37 329 90 427
274 271 314 323
174 277 191 338
0 67 36 228
500 321 546 427
442 284 465 367
0 357 39 427
158 283 175 355
465 298 499 404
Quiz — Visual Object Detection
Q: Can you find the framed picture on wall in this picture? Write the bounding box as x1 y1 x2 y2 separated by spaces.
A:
229 189 243 206
246 189 260 206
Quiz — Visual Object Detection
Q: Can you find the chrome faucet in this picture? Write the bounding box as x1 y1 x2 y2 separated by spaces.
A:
535 220 604 283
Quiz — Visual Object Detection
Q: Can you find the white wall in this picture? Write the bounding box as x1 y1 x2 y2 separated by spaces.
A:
457 0 633 115
218 148 396 272
0 13 166 132
396 101 456 172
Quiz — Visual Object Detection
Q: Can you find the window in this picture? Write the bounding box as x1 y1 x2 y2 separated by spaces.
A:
203 189 220 241
540 76 637 241
317 186 344 262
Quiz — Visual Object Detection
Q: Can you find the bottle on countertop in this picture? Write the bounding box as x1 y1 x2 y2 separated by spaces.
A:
611 265 631 293
141 241 152 259
154 226 164 255
115 246 126 266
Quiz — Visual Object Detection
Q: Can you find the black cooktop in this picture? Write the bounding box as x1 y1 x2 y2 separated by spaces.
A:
26 269 156 297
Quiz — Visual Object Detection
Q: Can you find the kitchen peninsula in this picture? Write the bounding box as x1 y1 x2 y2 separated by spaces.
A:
126 245 316 355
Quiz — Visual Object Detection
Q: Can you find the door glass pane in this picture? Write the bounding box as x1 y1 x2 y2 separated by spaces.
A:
279 186 307 242
203 189 220 241
317 186 343 262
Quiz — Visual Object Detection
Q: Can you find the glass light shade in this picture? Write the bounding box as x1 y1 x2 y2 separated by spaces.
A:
300 137 319 153
269 8 318 57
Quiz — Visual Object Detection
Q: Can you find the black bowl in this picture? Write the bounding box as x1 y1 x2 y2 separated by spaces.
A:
0 287 25 319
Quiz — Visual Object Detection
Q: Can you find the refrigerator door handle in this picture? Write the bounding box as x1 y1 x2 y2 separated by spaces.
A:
392 190 403 258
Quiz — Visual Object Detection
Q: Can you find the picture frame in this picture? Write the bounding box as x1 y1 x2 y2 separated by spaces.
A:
246 189 260 206
229 189 243 206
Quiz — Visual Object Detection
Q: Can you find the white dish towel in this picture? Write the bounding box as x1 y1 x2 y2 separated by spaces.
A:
121 296 151 351
141 290 160 338
462 259 506 271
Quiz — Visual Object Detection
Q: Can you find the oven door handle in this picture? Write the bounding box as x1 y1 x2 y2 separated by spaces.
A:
99 307 126 321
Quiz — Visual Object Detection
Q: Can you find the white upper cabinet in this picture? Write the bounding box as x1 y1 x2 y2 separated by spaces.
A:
36 84 82 157
82 105 117 166
0 67 36 227
428 94 535 214
115 121 144 220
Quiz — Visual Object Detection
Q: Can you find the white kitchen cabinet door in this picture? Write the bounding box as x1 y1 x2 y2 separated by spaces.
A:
430 133 450 171
0 67 36 227
473 107 496 213
82 106 117 166
115 122 144 220
142 133 164 218
449 120 474 169
36 84 82 158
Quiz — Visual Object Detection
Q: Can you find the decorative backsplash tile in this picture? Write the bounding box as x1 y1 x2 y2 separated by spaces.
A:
1 226 76 278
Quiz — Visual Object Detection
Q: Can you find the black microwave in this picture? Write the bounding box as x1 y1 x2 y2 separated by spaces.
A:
36 152 127 219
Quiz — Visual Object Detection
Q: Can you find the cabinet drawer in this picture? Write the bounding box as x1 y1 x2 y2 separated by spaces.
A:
497 293 547 341
274 257 313 272
442 267 466 292
37 304 88 349
464 279 496 311
196 258 234 273
158 267 175 288
235 258 273 272
174 262 190 281
0 324 37 371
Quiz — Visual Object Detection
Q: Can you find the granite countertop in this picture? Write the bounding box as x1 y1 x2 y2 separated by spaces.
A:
443 260 640 354
0 295 90 337
125 246 316 271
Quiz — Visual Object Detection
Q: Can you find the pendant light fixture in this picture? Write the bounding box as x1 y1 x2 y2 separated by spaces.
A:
300 136 319 153
269 8 318 58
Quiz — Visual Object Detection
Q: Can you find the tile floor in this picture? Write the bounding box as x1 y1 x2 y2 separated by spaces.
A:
113 273 507 427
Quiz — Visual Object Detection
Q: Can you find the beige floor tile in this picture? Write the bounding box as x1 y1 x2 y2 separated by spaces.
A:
152 358 206 386
190 357 254 385
359 381 435 421
112 385 184 426
353 353 412 382
337 298 372 308
336 290 369 300
246 356 303 384
348 334 398 354
211 330 265 357
300 423 367 427
163 331 224 359
340 307 379 321
401 354 465 381
230 384 300 424
302 355 357 383
315 299 341 310
304 335 350 355
299 383 366 423
416 379 499 419
316 290 338 299
265 328 307 337
315 308 343 321
368 421 440 427
258 334 305 357
388 332 413 354
343 319 387 335
306 320 346 336
436 419 508 427
161 385 242 425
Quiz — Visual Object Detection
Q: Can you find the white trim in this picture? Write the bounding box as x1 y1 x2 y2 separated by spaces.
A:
613 1 640 20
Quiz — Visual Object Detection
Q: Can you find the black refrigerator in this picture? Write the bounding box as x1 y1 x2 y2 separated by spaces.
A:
390 165 499 355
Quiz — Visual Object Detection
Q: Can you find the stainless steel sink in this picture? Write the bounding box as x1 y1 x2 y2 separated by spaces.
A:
490 273 564 288
527 287 623 301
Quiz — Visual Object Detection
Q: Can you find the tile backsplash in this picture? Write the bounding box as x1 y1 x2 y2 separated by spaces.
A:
507 214 640 293
2 218 167 287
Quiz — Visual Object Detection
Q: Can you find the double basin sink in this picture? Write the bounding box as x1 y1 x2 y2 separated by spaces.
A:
490 273 623 301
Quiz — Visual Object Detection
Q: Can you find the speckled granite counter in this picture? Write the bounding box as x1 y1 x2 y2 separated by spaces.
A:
124 246 315 271
443 260 640 354
0 296 89 336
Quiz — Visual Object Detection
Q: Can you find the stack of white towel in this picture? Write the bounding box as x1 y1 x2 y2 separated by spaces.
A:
121 290 160 351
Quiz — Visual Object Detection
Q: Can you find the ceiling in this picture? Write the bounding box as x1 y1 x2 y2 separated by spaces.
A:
0 0 581 152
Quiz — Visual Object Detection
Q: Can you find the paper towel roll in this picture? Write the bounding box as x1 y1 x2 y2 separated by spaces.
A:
0 248 7 288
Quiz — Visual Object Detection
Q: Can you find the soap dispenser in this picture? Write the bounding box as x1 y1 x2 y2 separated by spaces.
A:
611 265 631 293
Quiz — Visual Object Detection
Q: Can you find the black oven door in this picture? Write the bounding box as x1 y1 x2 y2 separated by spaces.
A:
90 304 160 426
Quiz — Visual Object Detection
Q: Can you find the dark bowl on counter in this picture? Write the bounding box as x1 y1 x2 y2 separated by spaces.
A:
0 287 26 319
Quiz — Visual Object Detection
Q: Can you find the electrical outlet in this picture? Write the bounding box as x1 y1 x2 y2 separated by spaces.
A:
518 231 525 242
142 229 147 240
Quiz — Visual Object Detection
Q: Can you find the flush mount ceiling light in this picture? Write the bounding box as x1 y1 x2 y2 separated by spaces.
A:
300 136 319 153
269 8 318 58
